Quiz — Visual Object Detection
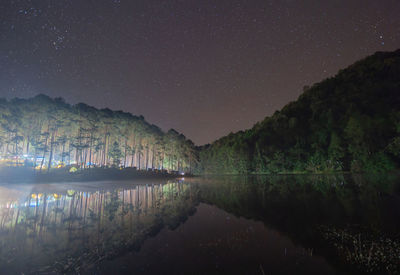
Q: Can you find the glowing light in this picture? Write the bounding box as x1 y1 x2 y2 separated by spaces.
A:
69 167 78 173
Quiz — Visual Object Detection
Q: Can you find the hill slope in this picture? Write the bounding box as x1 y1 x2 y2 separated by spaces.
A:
198 49 400 174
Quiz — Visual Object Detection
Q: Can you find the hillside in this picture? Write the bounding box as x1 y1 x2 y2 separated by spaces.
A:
197 49 400 174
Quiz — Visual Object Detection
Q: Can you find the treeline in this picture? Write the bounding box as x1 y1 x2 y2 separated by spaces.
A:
0 95 197 172
197 49 400 174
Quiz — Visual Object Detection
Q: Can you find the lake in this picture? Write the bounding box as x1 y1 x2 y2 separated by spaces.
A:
0 174 399 274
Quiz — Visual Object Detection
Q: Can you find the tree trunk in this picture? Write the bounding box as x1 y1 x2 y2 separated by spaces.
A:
61 142 65 163
47 130 55 172
26 136 30 155
145 146 149 170
124 138 127 168
151 146 155 169
15 131 19 166
88 133 93 169
40 130 49 172
103 133 107 167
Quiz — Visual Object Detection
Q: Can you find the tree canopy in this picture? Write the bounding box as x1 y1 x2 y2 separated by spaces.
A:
197 49 400 174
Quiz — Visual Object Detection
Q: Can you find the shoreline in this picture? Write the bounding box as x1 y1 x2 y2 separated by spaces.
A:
0 167 186 184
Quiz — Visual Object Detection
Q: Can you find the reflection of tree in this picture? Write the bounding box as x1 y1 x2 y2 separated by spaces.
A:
1 175 398 274
0 180 199 273
196 174 400 274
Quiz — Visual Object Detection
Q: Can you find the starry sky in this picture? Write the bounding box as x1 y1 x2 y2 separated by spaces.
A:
1 0 400 145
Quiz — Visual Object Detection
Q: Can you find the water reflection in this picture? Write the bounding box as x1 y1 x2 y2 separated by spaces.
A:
100 203 335 275
0 180 198 273
0 175 399 274
196 174 400 274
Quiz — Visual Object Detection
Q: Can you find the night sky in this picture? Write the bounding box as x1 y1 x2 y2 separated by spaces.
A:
1 1 399 145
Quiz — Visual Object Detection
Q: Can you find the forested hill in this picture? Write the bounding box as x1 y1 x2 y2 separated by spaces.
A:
197 49 400 174
0 95 196 172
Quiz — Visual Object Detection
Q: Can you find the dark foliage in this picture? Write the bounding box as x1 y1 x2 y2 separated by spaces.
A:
197 49 400 174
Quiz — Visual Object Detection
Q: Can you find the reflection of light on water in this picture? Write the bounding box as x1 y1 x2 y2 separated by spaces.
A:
0 180 195 274
0 192 75 208
0 180 191 213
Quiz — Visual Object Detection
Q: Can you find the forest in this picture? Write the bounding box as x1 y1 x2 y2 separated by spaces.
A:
1 50 400 176
0 95 197 173
197 49 400 174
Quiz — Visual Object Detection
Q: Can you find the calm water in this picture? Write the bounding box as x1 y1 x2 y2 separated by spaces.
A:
0 175 399 274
